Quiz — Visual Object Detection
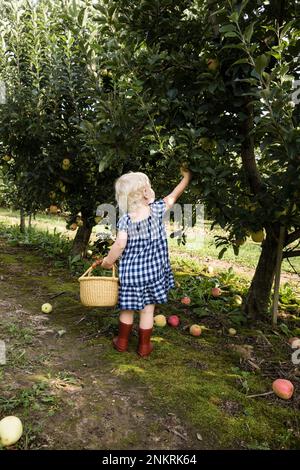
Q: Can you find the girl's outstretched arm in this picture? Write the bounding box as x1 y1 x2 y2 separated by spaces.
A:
163 166 192 210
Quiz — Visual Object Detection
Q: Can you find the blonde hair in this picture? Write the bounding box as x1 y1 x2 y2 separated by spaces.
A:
115 172 152 213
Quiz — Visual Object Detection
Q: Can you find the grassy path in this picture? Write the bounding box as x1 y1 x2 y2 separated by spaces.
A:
0 239 300 450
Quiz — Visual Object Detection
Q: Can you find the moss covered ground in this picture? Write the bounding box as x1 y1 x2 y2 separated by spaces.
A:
0 237 299 450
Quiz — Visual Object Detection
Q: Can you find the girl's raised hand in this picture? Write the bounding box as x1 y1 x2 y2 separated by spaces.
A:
180 163 192 180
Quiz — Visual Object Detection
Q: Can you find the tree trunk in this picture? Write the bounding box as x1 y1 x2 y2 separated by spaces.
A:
20 208 26 233
71 209 93 258
28 212 32 229
271 225 285 326
244 224 280 321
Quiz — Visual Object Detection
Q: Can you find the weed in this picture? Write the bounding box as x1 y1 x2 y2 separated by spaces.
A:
0 382 57 414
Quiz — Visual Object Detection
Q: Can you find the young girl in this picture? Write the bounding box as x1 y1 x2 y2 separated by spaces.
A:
101 167 192 357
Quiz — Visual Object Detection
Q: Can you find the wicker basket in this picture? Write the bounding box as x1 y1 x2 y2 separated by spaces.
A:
78 264 119 307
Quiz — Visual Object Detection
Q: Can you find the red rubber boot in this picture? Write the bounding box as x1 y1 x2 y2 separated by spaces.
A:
137 328 154 357
112 321 133 352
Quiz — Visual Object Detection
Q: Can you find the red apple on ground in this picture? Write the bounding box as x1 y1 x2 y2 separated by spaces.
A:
189 325 202 337
167 315 180 327
181 296 191 305
272 379 294 400
211 287 221 297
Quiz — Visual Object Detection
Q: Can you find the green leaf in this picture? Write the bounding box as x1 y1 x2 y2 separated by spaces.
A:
218 247 227 259
99 158 108 173
193 308 209 318
232 58 250 66
219 24 237 33
229 11 239 23
254 54 269 76
224 31 239 38
233 245 239 256
244 22 255 43
239 0 250 15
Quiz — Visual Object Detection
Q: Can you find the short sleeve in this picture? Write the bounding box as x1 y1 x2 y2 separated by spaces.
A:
149 199 167 219
117 214 129 232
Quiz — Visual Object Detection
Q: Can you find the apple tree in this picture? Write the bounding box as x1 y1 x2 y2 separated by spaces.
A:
0 0 125 256
99 0 300 321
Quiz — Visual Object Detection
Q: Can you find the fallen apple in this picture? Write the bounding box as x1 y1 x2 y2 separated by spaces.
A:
207 265 214 274
0 416 23 447
181 296 191 305
167 315 180 327
86 249 93 257
211 287 221 297
77 220 84 227
190 325 202 337
228 328 237 336
70 223 78 231
233 295 243 306
272 379 294 400
2 155 12 162
289 337 300 349
41 303 53 314
154 314 167 327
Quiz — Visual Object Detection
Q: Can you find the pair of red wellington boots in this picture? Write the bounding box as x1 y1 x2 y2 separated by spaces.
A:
112 321 153 357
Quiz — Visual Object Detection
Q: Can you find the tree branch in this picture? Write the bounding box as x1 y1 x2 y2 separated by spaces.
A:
282 250 300 259
207 0 220 38
284 228 300 247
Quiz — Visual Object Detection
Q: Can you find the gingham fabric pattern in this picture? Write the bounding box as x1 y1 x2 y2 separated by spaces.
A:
117 199 175 310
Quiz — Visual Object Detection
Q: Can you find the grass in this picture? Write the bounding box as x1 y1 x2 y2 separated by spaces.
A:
0 207 299 449
169 220 300 275
0 382 58 415
1 206 299 275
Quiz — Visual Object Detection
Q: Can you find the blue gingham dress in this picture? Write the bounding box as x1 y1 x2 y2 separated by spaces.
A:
116 199 175 310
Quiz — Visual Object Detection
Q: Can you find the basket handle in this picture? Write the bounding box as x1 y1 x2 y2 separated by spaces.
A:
79 263 117 279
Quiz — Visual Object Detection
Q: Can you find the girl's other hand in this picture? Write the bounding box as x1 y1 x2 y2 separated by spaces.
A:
101 257 114 269
91 258 102 269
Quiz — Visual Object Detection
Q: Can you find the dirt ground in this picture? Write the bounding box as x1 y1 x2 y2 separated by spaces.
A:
0 243 203 450
0 239 300 450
